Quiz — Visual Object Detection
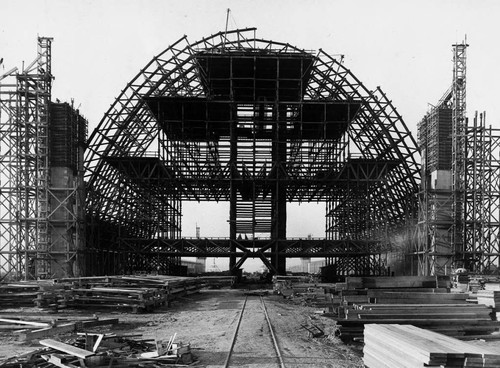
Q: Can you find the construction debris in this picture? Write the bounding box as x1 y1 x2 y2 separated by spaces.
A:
0 316 118 341
0 333 194 367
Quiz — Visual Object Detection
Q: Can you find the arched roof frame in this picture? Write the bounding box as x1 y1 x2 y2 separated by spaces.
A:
84 28 420 228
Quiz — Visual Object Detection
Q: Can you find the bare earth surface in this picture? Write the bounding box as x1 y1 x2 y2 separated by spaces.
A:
0 288 364 367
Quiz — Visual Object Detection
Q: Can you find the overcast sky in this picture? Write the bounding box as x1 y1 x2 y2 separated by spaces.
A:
1 0 499 271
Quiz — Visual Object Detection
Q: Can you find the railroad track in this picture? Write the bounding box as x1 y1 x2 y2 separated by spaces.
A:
224 295 286 368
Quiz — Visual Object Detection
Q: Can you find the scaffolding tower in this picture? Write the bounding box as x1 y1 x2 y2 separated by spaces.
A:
0 37 86 280
417 41 500 274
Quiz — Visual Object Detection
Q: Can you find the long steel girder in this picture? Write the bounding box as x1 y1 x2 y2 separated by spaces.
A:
116 238 385 257
84 28 420 268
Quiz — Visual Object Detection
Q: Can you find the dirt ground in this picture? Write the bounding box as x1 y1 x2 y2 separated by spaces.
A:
0 288 364 367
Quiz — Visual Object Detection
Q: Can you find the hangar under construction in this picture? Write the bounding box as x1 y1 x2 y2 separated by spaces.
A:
0 29 498 281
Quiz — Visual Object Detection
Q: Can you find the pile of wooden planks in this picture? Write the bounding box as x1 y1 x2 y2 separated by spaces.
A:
337 303 499 342
324 276 500 342
341 275 451 290
67 286 168 313
0 283 42 307
0 316 119 341
477 283 500 308
366 290 468 304
0 275 236 313
364 324 500 367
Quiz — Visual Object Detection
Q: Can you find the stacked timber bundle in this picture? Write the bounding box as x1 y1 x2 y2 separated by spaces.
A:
367 290 468 304
64 275 235 312
272 275 333 307
0 316 118 341
327 276 500 342
0 283 41 307
330 276 451 317
35 281 73 310
363 324 500 367
477 282 500 308
67 286 167 313
200 275 237 289
0 275 236 312
345 275 451 289
337 304 499 342
272 275 314 295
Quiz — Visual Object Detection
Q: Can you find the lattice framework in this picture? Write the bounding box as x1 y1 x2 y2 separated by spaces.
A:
84 28 420 276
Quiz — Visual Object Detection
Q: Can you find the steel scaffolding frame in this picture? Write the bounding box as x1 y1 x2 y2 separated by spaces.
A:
0 38 52 279
463 115 500 272
0 38 87 280
417 41 500 274
451 42 468 269
85 28 420 276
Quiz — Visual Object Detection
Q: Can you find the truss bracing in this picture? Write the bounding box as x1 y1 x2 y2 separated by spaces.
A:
84 28 420 276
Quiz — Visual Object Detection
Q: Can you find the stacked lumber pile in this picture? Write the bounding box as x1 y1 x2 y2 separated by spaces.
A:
68 286 167 313
0 283 42 307
272 276 335 307
0 275 236 313
0 333 193 367
367 289 468 304
364 324 500 367
272 275 313 295
0 316 118 341
64 275 235 312
343 275 451 289
330 276 451 316
327 276 452 316
477 282 500 308
325 276 500 342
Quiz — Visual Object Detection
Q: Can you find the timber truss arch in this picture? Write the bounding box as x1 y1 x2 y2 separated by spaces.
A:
84 28 420 276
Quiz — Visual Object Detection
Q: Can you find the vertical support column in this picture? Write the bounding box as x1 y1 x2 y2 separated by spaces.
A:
451 41 468 269
271 104 287 275
229 106 238 274
12 37 53 280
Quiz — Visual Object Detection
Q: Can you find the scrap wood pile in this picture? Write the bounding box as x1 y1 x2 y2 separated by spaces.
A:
325 276 500 342
0 275 235 313
363 324 500 368
272 275 314 295
0 316 119 341
271 275 334 307
0 333 194 368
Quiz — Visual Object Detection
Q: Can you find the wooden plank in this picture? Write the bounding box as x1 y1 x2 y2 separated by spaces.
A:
0 318 49 328
41 354 79 368
19 323 76 341
39 339 95 359
355 303 489 309
77 318 119 329
356 312 491 320
363 324 500 368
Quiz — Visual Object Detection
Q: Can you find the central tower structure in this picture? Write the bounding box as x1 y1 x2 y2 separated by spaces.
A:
145 48 359 273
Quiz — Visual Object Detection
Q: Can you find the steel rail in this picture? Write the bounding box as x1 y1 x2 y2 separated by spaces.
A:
224 295 285 368
260 296 286 368
224 295 248 368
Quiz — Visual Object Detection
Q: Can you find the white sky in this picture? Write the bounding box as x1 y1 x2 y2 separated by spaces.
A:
2 0 499 271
